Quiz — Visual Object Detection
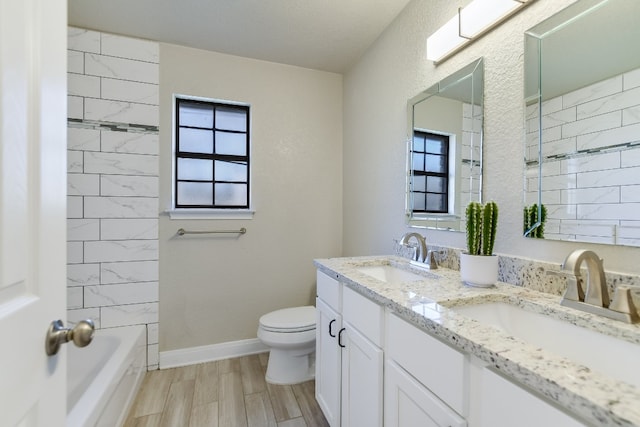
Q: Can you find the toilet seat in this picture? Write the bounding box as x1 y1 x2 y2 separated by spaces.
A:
259 306 316 333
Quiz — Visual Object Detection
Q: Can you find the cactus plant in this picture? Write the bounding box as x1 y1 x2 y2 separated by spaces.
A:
466 201 498 256
524 203 547 238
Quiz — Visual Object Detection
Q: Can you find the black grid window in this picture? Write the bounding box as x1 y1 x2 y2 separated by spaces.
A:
175 98 250 209
411 131 449 214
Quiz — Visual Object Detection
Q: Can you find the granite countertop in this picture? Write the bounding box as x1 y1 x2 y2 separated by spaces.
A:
314 255 640 427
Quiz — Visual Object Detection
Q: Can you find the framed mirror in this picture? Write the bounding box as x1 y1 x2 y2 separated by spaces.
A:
406 58 484 231
524 0 640 246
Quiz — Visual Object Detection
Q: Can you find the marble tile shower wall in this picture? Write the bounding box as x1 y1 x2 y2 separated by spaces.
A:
459 102 482 231
66 27 159 370
525 67 640 245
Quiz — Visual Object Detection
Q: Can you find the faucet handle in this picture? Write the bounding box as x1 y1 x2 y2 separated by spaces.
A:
547 270 585 302
609 286 640 323
424 250 438 270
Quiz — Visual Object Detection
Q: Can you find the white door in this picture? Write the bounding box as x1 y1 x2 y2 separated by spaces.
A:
0 0 68 425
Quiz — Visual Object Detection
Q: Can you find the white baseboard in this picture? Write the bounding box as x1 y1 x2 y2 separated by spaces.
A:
159 338 269 369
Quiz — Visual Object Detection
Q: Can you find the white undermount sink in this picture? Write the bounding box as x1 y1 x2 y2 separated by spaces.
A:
355 265 427 283
451 302 640 389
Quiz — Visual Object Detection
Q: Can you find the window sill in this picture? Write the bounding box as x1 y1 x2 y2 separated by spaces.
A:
167 209 255 220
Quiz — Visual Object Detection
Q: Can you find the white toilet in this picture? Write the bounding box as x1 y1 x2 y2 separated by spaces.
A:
257 305 316 385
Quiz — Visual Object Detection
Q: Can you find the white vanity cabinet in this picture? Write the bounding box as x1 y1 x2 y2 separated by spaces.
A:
385 313 468 427
315 271 384 427
478 368 586 427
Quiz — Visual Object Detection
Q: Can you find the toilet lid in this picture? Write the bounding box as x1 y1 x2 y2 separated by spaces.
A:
259 306 316 332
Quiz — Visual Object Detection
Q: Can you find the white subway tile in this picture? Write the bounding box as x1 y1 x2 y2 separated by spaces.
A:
540 174 576 191
147 344 159 366
621 148 640 167
67 150 84 173
542 107 576 130
84 282 158 307
67 308 101 328
563 75 622 108
541 126 563 144
562 110 621 139
541 137 576 158
68 27 100 53
68 287 84 309
84 98 158 127
101 78 159 105
100 175 159 197
623 105 640 126
578 166 640 188
561 151 620 174
561 187 620 205
68 73 100 98
67 173 100 196
546 204 577 220
147 323 159 345
542 96 563 115
578 203 640 221
67 50 84 74
577 85 640 120
68 127 100 151
621 185 640 203
624 67 640 90
572 234 616 245
84 151 158 176
67 196 83 219
101 302 158 328
577 122 640 152
67 242 84 264
68 95 84 120
84 196 158 218
84 240 158 263
101 219 158 240
618 225 640 239
100 33 159 63
540 190 561 205
67 218 99 241
67 263 100 287
560 222 617 238
101 131 159 155
85 53 159 84
101 260 159 284
540 160 561 177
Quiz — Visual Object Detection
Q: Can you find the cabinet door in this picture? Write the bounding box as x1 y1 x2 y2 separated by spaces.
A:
316 298 342 427
341 322 383 427
481 368 586 427
385 360 466 427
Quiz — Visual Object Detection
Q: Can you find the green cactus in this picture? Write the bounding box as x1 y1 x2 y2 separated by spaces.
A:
466 202 482 255
466 201 498 255
482 201 498 255
524 203 547 238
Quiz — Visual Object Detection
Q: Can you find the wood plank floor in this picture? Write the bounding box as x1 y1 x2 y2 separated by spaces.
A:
124 353 329 427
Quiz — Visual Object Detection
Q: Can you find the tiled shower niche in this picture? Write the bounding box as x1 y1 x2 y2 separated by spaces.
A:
66 27 159 370
526 67 640 246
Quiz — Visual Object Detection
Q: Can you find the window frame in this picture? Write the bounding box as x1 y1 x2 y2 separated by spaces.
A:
171 95 252 217
410 130 450 214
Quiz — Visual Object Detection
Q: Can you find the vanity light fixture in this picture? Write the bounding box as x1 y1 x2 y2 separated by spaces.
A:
427 0 536 63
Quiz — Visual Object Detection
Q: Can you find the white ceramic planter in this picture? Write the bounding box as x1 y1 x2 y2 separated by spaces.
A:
460 253 499 287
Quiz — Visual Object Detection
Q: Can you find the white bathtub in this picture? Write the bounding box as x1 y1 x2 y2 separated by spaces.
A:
67 325 146 427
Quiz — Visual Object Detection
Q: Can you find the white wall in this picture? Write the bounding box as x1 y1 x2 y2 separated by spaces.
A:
158 44 343 352
343 0 640 274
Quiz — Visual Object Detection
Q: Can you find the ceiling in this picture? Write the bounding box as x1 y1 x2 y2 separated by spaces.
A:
68 0 412 74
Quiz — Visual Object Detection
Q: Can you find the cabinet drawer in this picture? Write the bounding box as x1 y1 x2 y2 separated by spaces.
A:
343 286 383 347
387 313 467 416
317 271 341 311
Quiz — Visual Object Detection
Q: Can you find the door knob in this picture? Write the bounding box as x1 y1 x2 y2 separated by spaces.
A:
45 319 95 356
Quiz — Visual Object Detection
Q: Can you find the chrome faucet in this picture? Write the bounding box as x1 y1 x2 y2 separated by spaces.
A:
549 249 639 323
399 232 426 262
399 232 437 269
